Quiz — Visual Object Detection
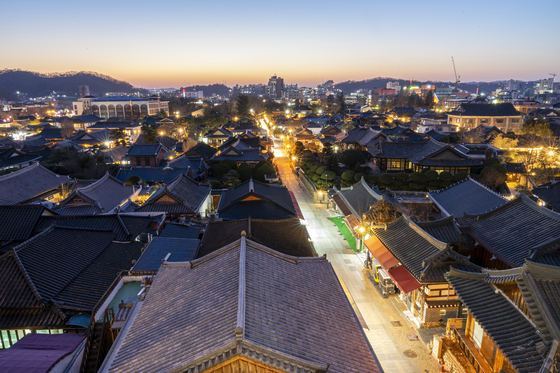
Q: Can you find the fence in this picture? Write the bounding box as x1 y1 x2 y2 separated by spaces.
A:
298 171 317 201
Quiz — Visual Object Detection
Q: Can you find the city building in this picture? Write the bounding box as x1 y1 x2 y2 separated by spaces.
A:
267 75 284 99
73 96 169 120
386 81 401 92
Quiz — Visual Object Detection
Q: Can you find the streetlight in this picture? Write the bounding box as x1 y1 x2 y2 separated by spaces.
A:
549 151 554 156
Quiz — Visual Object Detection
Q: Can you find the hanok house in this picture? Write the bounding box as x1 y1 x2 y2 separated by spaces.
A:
446 103 523 132
504 161 527 183
116 167 186 184
340 127 388 151
216 179 299 220
126 143 166 167
368 137 482 174
429 176 507 218
0 146 41 171
135 172 212 219
0 162 71 205
330 177 384 233
444 260 560 373
212 143 267 166
183 141 218 161
99 234 383 373
533 179 560 212
53 172 140 215
0 225 147 349
457 193 560 269
197 217 316 259
365 214 481 327
293 127 317 145
203 126 233 147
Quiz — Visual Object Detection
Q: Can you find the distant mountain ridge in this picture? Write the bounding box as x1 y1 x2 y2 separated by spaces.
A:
334 77 533 95
0 69 143 99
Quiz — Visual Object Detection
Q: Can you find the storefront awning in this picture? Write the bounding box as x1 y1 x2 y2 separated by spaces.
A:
332 194 353 216
388 266 421 294
364 236 399 270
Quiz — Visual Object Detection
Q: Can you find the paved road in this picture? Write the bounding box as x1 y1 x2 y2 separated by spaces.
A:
273 144 441 373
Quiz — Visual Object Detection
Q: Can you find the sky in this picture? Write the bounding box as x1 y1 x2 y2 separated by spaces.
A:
1 0 559 88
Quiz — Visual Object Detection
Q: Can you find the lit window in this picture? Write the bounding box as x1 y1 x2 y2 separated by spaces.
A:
440 310 446 316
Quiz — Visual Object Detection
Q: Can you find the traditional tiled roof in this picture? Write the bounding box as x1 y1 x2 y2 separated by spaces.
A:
449 103 521 117
446 268 548 373
198 217 314 258
531 251 560 267
217 179 296 220
116 167 184 183
204 126 232 138
212 147 266 163
458 194 560 267
0 163 70 205
0 226 143 329
370 137 481 167
159 223 201 239
371 214 448 281
533 180 560 211
34 214 153 242
54 172 136 215
416 216 464 244
429 177 507 217
504 162 526 174
335 178 383 222
126 143 163 156
135 172 210 214
183 142 217 160
106 236 381 373
52 204 102 216
161 155 208 174
517 260 560 344
133 237 200 271
0 204 50 242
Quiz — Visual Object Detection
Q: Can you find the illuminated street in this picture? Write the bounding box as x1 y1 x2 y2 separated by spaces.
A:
273 140 441 373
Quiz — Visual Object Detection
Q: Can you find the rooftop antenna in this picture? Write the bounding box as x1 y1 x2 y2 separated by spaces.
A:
451 56 460 91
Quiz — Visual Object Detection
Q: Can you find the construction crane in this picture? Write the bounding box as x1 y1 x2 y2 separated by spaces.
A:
550 73 557 82
451 56 460 91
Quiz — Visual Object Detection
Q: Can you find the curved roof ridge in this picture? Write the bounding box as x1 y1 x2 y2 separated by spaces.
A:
430 176 470 194
525 259 560 280
402 214 448 250
467 176 508 200
446 266 488 280
79 171 110 191
482 266 524 279
360 176 383 200
167 154 185 166
416 215 456 226
245 238 327 264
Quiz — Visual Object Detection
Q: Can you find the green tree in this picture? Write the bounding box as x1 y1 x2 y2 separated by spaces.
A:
237 164 252 182
423 91 435 109
110 128 126 146
213 163 231 178
255 163 276 182
220 159 238 170
326 154 339 173
236 95 251 117
520 119 552 137
479 164 507 190
340 149 366 168
142 125 157 144
158 109 167 118
336 91 346 114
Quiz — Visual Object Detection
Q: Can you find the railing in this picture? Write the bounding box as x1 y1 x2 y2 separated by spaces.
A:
449 325 490 373
79 270 157 373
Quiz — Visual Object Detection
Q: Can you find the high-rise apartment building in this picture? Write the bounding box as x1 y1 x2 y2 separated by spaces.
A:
267 75 284 99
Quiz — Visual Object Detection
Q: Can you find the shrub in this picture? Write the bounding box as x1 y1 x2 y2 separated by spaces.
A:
439 171 454 182
312 174 320 181
454 171 469 181
394 172 409 182
214 163 231 178
354 172 364 182
255 164 276 182
341 149 366 168
223 170 240 179
342 170 355 182
367 175 379 184
410 172 425 183
237 164 252 181
308 163 320 174
315 166 326 175
209 180 223 189
409 182 425 190
379 174 394 185
220 159 237 170
321 171 336 181
425 170 439 182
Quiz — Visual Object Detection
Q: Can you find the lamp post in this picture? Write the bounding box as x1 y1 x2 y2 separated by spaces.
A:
358 226 365 253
